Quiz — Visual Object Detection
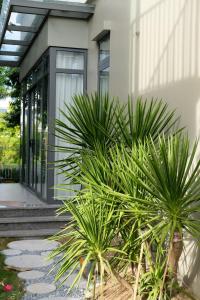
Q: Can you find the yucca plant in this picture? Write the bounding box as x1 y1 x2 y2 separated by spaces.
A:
54 95 181 184
54 93 123 181
130 135 200 274
52 95 198 299
50 196 134 298
118 97 181 147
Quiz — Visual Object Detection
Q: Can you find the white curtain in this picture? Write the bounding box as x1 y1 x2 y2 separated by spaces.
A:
55 73 83 200
56 51 84 70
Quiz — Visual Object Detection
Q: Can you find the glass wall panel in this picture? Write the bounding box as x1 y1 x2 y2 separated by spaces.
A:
99 38 110 62
41 76 48 199
98 34 110 95
56 51 84 70
36 83 42 194
24 95 29 185
99 67 109 95
21 52 49 200
55 73 83 199
54 49 86 200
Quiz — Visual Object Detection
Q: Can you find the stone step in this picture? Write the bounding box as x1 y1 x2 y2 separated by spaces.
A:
0 228 60 238
0 205 61 218
0 215 71 231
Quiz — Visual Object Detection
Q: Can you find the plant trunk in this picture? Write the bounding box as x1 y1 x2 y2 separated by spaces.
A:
168 231 183 278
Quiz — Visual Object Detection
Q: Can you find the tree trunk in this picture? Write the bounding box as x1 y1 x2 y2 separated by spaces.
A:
168 231 183 278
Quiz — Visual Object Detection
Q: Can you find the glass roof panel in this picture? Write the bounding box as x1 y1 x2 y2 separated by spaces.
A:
5 30 34 41
25 0 87 2
0 55 19 61
9 12 44 27
0 44 27 52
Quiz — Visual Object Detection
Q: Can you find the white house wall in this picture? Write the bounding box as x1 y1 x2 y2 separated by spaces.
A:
87 0 131 99
130 0 200 141
48 17 88 49
129 0 200 297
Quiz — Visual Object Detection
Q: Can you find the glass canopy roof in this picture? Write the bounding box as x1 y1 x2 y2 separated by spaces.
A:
0 0 94 66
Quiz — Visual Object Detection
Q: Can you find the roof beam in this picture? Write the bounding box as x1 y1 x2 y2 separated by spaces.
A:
10 0 95 14
7 25 38 33
12 5 48 15
3 39 31 46
0 61 18 67
0 50 23 56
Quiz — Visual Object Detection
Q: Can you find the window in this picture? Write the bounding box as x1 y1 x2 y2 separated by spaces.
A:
98 34 110 95
54 49 86 199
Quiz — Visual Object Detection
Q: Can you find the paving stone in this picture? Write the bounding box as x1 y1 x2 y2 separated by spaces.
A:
1 249 22 256
5 254 53 271
18 270 45 280
8 240 59 252
26 283 56 294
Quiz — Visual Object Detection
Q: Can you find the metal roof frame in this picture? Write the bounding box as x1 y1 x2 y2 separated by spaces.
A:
0 0 95 66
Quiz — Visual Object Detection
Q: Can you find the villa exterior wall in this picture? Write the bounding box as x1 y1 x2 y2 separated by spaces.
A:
128 0 200 297
48 17 88 49
129 0 200 141
87 0 131 100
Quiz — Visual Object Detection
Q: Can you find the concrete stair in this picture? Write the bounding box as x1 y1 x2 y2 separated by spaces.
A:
0 206 71 238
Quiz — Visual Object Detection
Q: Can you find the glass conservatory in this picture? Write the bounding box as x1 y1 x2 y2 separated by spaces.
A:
0 0 94 202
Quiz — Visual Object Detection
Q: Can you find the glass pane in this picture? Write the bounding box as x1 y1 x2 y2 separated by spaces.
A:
55 73 83 199
0 44 27 52
9 12 44 27
100 67 109 95
0 55 19 61
99 35 110 62
56 51 84 70
24 95 29 185
5 30 33 41
21 55 48 198
36 83 42 194
41 76 48 199
33 61 43 84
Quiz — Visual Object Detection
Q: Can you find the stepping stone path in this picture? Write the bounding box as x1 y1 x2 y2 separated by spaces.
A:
3 239 87 300
18 271 45 280
5 254 54 271
1 249 22 256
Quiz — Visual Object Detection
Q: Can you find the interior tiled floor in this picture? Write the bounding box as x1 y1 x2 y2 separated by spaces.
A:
0 183 45 208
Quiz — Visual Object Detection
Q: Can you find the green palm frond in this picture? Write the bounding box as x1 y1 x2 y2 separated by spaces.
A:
118 97 182 147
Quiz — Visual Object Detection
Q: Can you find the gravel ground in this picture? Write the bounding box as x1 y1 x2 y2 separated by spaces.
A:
3 241 86 300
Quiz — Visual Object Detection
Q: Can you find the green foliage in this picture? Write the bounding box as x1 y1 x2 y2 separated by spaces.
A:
52 95 198 299
0 240 24 300
3 98 21 128
0 120 20 165
0 67 20 127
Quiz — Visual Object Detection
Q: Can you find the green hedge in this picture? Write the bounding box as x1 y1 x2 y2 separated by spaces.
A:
0 164 20 182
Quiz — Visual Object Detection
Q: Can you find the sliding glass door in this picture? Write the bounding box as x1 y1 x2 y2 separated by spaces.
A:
21 53 49 200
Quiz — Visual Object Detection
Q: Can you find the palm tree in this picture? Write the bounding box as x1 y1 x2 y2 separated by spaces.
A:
131 135 200 277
